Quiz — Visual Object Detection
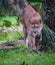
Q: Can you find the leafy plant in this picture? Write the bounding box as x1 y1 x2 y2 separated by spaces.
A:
41 24 55 51
3 20 12 27
27 0 42 3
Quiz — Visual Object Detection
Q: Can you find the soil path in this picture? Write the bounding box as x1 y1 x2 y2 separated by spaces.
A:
0 40 24 50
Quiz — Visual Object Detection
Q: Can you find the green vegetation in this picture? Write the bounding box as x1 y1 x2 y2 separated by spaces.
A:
0 16 24 44
0 1 55 65
0 47 55 65
0 31 24 44
42 24 55 50
0 16 18 26
27 0 42 3
0 15 55 50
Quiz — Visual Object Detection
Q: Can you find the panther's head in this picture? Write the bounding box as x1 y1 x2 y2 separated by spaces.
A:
28 13 43 38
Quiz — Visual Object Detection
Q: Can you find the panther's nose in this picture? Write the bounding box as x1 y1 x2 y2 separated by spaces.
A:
34 31 36 34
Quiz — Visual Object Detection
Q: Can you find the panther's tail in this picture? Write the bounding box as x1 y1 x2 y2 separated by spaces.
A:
19 0 28 10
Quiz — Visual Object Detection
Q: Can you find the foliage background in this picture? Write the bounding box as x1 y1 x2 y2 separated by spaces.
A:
0 0 55 65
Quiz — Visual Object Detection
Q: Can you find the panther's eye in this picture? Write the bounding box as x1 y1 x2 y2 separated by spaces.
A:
29 20 33 24
39 19 41 23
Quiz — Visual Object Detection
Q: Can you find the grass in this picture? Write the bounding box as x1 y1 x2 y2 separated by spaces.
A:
0 47 55 65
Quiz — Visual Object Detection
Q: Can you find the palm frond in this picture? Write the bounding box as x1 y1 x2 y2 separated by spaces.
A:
41 24 55 51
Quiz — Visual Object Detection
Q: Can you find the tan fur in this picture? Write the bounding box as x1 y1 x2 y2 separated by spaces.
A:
22 5 43 51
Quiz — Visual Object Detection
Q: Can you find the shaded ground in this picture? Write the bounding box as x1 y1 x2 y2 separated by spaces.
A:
0 40 24 50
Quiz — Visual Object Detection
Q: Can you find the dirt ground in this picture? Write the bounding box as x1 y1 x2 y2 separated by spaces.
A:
0 40 24 50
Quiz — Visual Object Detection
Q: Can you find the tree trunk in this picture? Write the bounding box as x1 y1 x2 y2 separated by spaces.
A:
42 0 55 32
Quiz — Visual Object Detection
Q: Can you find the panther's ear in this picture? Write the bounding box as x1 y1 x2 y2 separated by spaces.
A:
18 0 28 10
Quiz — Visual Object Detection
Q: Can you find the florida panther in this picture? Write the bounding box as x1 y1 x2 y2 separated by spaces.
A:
22 5 43 51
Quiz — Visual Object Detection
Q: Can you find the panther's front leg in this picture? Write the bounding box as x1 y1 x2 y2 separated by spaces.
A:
25 35 29 48
35 34 42 51
25 33 32 48
23 27 29 47
31 36 36 51
27 35 36 50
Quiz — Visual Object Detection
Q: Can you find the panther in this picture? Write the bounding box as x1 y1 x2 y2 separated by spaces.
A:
22 5 43 51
